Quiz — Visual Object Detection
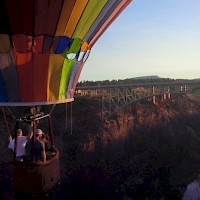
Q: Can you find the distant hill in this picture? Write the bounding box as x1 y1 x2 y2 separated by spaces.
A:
130 75 161 80
78 75 200 87
78 76 173 87
192 78 200 81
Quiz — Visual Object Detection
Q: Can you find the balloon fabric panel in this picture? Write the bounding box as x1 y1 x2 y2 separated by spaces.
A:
13 34 53 54
16 52 34 102
48 54 64 102
12 35 29 53
68 43 89 95
0 50 20 102
16 52 49 102
81 42 89 52
55 0 76 36
72 0 108 40
33 36 44 53
43 35 53 53
32 53 49 102
63 0 88 37
72 62 84 96
0 1 11 34
84 0 121 42
0 34 10 53
67 39 82 54
35 0 63 36
90 0 132 46
0 71 7 102
67 60 81 98
5 0 34 35
55 37 73 54
59 58 75 100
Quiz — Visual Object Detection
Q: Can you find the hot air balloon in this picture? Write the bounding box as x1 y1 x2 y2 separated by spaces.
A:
0 0 132 106
0 0 132 195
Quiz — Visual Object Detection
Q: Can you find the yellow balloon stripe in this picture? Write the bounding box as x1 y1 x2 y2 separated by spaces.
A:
64 0 89 37
73 0 108 40
59 58 75 100
67 38 82 54
47 54 65 101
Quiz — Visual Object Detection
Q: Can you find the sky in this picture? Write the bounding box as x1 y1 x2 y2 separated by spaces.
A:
79 0 200 81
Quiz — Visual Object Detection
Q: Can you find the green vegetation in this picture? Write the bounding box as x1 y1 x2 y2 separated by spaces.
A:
77 77 191 87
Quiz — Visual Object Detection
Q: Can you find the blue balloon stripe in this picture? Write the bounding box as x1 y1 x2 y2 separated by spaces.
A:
55 37 73 54
0 71 7 102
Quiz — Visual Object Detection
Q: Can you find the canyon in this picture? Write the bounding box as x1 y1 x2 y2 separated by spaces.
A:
0 93 200 199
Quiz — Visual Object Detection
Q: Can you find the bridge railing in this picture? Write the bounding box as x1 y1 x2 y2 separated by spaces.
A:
75 81 200 117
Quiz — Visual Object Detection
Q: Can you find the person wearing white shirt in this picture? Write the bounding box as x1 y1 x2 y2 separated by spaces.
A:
8 129 27 161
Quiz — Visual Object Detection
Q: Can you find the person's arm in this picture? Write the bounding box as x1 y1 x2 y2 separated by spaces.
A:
42 151 46 162
8 139 14 151
40 141 46 162
25 142 29 157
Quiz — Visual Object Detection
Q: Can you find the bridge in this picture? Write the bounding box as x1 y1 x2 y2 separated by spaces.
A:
75 80 200 118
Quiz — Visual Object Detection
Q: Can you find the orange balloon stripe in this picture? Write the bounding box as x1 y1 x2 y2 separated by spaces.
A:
81 42 89 52
55 0 76 36
64 0 88 37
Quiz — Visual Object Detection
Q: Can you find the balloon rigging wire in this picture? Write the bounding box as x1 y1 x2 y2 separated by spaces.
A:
70 102 73 135
65 102 73 135
5 107 16 120
1 107 12 140
49 104 56 115
65 102 67 131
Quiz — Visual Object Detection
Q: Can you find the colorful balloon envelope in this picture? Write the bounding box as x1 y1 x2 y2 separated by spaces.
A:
0 0 132 106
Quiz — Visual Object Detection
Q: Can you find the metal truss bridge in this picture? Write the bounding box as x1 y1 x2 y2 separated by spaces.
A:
75 80 200 118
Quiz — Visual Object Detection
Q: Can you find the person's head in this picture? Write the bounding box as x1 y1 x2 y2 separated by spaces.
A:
41 134 48 143
35 129 43 139
17 129 23 137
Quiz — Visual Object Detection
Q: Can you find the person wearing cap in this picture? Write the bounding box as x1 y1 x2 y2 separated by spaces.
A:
8 129 27 161
25 129 46 162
